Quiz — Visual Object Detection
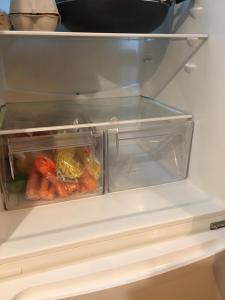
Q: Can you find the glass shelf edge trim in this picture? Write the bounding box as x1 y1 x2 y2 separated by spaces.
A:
0 31 209 40
0 96 193 135
0 115 193 135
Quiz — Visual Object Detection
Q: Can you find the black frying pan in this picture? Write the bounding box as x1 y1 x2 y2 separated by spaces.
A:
56 0 188 33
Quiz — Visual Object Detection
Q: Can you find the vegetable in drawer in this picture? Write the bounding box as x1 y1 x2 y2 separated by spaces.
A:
3 131 103 210
56 148 84 180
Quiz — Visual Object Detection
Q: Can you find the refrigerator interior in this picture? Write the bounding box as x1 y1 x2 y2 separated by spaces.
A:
0 0 225 283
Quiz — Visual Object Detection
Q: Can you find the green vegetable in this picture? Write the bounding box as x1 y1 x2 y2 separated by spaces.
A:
8 175 27 194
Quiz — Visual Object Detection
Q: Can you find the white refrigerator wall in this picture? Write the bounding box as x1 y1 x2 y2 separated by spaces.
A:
144 0 225 201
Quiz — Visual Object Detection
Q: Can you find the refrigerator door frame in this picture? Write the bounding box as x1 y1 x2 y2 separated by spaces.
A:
2 227 225 300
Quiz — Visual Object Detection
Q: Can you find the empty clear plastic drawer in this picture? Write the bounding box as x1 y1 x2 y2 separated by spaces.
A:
107 120 193 192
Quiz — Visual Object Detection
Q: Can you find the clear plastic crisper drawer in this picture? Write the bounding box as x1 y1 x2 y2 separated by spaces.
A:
107 120 193 192
2 130 104 210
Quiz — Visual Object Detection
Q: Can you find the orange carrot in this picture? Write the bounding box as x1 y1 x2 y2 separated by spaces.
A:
34 154 68 199
78 183 88 193
64 182 79 195
80 173 97 192
26 170 40 201
45 185 56 201
46 174 68 198
35 155 56 176
39 177 49 200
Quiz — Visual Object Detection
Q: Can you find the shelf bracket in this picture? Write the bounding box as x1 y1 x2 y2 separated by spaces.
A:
186 37 200 47
184 63 197 74
190 6 204 19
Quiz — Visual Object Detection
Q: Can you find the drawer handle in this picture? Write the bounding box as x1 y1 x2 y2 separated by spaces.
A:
115 129 179 155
